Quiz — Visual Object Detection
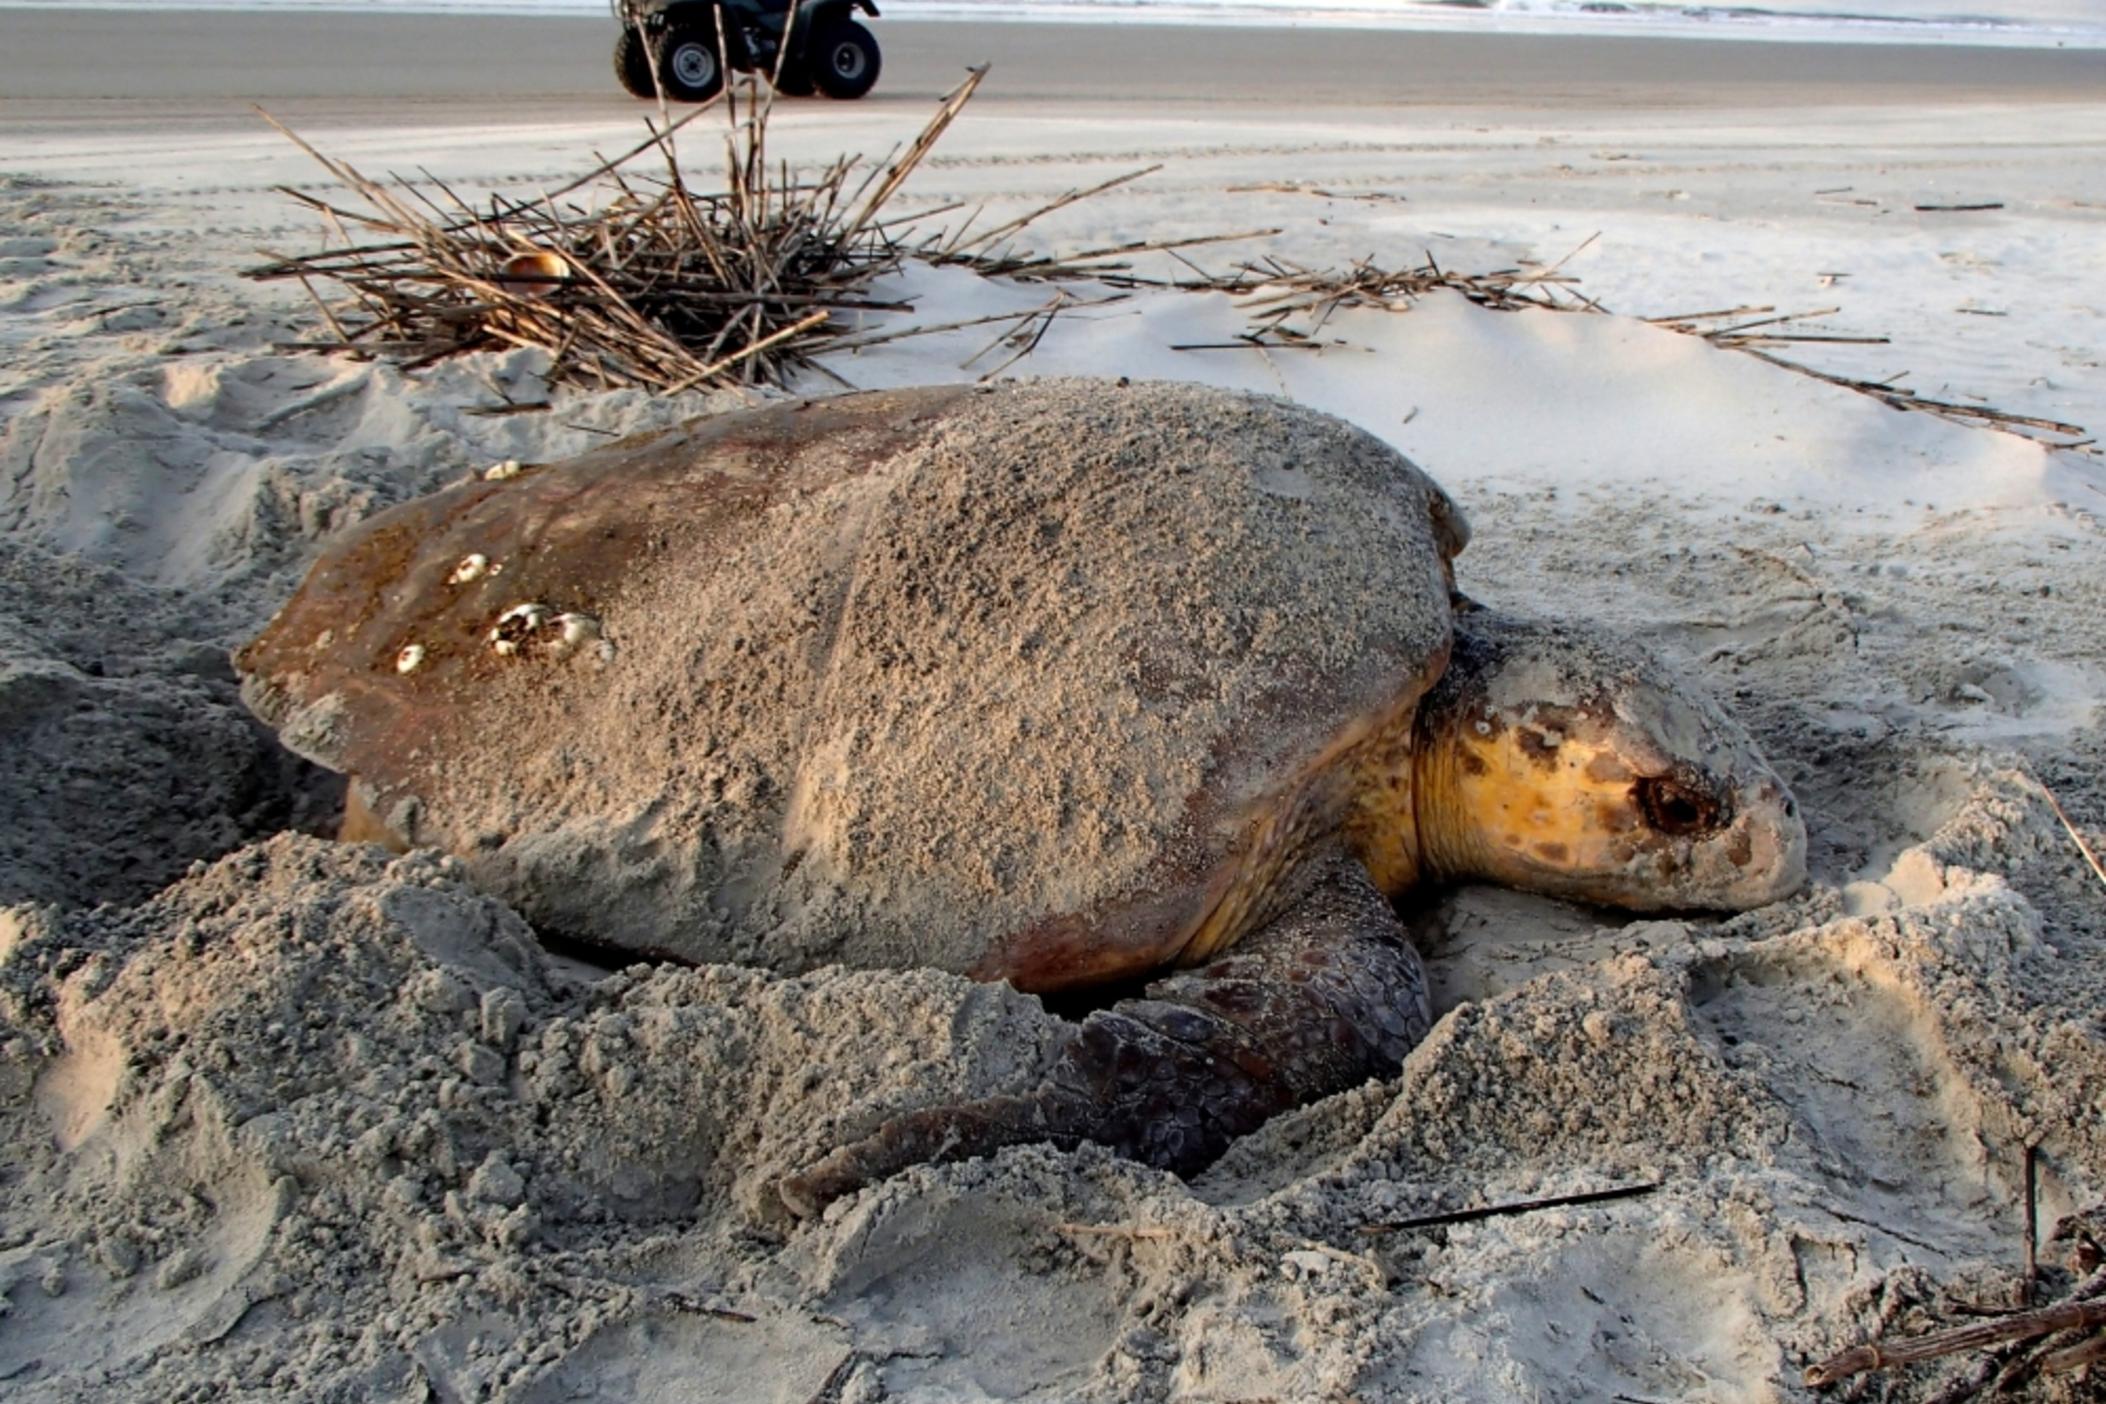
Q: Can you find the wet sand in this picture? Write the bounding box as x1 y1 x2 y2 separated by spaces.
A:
1 5 2102 134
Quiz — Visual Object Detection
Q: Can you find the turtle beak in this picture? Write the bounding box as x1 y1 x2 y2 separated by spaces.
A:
1716 772 1807 909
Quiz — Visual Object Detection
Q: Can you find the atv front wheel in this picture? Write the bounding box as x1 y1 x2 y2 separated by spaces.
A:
614 27 657 98
656 27 724 103
811 19 879 100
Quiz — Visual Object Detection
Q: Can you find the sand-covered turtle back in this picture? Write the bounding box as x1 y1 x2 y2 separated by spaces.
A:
240 379 1464 976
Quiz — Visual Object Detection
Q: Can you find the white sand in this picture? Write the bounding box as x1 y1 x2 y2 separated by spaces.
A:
3 14 2105 1402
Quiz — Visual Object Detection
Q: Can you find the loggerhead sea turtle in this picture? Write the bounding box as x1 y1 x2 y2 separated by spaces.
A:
236 378 1805 1212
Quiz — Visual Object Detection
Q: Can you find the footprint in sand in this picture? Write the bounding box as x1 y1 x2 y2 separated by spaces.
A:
1688 948 2010 1262
1375 1231 1771 1403
812 1193 1124 1398
509 1311 848 1404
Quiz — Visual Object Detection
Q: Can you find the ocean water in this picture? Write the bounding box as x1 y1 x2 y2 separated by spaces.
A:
9 0 2105 47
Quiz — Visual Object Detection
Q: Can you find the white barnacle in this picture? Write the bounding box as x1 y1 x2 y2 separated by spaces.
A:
396 644 426 674
448 553 490 586
483 459 524 482
548 612 603 658
489 602 552 656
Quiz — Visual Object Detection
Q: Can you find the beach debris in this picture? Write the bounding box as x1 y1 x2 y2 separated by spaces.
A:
1359 1180 1661 1236
247 71 1263 396
395 644 426 674
1804 1274 2106 1387
2031 772 2106 895
1644 305 2087 445
246 76 2088 447
447 553 489 585
495 249 569 299
483 460 524 482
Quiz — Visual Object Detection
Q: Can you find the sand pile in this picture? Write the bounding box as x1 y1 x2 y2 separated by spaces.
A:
3 178 2105 1401
3 758 2101 1401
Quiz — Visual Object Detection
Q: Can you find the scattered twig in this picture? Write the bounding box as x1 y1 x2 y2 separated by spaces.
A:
2043 1332 2106 1375
1805 1284 2106 1387
246 82 2089 449
1054 1221 1177 1241
2028 774 2106 894
1915 202 2004 212
253 371 369 430
2025 1143 2041 1308
1361 1181 1660 1235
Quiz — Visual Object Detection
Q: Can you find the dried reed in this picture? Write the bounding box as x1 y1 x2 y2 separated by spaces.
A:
247 80 2092 449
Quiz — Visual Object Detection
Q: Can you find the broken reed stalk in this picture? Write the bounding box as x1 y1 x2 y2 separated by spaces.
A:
1644 304 2087 445
1804 1294 2106 1387
247 85 2096 449
1360 1180 1660 1235
2029 774 2106 895
250 68 1062 394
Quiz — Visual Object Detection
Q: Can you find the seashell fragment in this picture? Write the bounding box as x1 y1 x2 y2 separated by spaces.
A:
497 249 570 300
549 612 603 658
484 460 524 482
396 644 426 674
448 553 490 586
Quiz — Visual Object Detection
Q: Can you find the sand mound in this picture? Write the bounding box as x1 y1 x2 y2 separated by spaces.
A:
0 835 1064 1398
2 755 2101 1400
0 538 330 909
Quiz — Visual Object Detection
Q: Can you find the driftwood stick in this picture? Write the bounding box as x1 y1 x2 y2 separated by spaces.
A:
837 66 987 244
946 164 1163 256
2028 775 2106 894
2043 1331 2106 1375
2025 1144 2041 1307
1054 1222 1176 1241
1361 1181 1660 1235
1805 1299 2106 1386
665 308 829 393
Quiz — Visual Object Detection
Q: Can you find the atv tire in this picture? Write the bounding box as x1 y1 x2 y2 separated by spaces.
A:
614 27 657 99
810 19 879 100
656 26 724 104
771 61 816 96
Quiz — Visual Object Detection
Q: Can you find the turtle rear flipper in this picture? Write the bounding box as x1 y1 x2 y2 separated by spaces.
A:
777 859 1430 1217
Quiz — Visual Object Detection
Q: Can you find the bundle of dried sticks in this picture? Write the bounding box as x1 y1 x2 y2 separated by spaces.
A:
248 67 1285 394
248 74 2091 449
249 72 1005 392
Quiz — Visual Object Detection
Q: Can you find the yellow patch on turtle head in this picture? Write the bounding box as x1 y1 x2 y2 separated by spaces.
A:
1415 608 1807 913
1438 710 1672 888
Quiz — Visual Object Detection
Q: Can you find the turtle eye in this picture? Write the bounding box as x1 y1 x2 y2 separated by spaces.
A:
1634 776 1723 836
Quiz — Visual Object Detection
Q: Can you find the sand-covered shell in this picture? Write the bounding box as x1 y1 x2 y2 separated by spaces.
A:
237 380 1466 986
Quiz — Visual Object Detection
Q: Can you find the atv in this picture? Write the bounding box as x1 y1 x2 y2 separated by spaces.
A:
612 0 882 103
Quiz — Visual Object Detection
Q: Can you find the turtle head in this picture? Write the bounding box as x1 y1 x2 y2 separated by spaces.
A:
1411 606 1805 912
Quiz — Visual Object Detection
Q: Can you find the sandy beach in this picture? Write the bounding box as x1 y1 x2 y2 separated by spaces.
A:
3 7 2105 1401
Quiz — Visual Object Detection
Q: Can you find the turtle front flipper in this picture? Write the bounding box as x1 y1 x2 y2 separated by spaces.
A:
778 858 1430 1217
